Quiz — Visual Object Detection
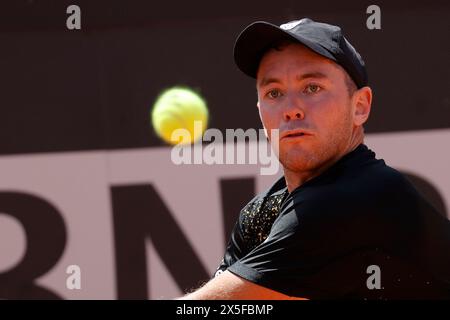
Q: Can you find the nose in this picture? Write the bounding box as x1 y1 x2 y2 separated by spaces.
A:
283 97 305 121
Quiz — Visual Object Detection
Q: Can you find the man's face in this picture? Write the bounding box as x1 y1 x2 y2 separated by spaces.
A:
256 43 358 173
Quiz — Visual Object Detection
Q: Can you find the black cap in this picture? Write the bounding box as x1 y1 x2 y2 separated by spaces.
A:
234 18 368 88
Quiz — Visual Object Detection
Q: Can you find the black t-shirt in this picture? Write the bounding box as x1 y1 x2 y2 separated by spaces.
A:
215 144 450 299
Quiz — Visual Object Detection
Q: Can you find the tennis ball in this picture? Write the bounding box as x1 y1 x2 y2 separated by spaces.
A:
151 86 209 145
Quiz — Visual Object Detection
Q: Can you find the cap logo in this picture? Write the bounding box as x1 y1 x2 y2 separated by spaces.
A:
280 20 303 30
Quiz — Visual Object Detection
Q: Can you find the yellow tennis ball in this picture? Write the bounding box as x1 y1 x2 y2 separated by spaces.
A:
151 87 209 145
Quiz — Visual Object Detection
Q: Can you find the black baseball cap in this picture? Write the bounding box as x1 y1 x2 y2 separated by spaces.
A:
234 18 368 88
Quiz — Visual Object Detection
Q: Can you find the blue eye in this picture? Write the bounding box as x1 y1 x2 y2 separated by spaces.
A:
305 84 321 94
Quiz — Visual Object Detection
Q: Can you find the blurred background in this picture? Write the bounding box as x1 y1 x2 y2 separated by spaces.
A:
0 0 449 299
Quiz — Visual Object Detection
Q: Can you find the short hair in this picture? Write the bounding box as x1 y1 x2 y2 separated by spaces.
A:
261 39 357 97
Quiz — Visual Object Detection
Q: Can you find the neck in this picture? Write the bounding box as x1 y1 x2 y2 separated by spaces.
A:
284 128 364 193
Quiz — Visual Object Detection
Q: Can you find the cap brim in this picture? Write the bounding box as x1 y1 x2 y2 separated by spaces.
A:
233 21 337 79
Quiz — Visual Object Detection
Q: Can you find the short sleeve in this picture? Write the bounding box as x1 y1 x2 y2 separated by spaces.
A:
227 191 380 299
214 179 287 278
213 218 249 277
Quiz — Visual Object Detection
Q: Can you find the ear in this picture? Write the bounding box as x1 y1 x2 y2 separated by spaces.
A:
353 86 372 126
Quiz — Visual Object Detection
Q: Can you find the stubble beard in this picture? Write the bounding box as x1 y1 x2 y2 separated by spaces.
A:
279 111 354 175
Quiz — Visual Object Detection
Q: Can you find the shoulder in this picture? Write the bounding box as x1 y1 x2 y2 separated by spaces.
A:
276 162 425 242
292 160 418 213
